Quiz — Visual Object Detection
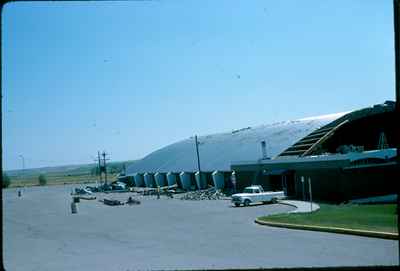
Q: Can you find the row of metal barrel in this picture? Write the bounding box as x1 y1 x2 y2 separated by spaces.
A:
123 171 235 190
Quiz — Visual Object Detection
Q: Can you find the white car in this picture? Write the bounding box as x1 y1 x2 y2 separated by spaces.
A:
231 185 285 207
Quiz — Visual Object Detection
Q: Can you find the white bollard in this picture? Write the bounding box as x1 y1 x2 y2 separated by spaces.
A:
71 202 77 214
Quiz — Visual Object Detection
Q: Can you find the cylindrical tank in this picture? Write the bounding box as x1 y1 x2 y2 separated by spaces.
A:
179 172 192 190
133 173 145 187
195 171 207 190
167 172 177 187
154 172 167 187
127 175 135 187
212 170 225 190
144 173 156 188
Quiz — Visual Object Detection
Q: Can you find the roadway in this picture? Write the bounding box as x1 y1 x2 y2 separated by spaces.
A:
3 185 398 270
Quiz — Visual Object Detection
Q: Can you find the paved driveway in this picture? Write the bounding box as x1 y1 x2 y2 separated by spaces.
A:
3 185 398 270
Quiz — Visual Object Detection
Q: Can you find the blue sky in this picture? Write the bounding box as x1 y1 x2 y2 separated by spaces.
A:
2 0 396 170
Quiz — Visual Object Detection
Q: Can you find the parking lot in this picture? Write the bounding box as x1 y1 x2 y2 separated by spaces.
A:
3 185 399 271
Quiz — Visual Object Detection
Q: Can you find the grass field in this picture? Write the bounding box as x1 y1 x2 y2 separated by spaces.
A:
8 173 119 187
259 203 398 233
5 160 135 188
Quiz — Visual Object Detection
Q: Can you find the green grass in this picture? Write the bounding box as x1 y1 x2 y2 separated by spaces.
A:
259 203 398 234
5 160 135 188
8 173 119 187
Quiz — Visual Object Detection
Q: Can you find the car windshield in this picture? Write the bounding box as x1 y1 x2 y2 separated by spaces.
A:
243 188 254 193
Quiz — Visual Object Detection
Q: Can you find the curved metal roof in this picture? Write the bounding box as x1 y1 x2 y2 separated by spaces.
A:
125 112 346 174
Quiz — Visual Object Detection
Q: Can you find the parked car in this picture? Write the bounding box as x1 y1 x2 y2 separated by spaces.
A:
231 185 285 207
111 181 127 190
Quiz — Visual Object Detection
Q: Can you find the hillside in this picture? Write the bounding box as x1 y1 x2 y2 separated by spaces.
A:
6 160 137 178
5 160 137 187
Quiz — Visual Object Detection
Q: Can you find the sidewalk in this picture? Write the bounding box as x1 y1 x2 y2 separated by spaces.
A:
279 200 320 213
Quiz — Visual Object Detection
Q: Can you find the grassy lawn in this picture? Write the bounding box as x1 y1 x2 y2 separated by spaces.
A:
259 203 398 234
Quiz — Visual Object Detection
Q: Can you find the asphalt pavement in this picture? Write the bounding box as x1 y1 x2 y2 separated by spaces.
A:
3 185 398 271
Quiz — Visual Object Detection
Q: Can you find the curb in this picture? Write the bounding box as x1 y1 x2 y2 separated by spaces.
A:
278 201 320 213
255 218 398 240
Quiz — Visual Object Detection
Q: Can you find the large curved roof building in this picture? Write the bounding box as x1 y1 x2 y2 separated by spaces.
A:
123 101 397 202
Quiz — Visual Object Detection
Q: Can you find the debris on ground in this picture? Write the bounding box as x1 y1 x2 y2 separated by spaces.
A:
85 186 101 193
85 183 133 194
126 197 141 205
104 189 131 194
101 198 124 206
142 190 158 196
179 187 227 200
78 195 97 200
86 184 113 193
164 190 174 198
72 187 93 195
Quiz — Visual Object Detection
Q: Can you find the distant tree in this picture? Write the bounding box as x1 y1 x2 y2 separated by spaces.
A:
38 174 47 186
2 173 11 188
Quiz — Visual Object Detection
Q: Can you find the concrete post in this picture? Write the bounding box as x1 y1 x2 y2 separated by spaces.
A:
71 202 77 214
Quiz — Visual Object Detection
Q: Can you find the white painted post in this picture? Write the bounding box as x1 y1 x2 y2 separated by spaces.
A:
308 177 313 211
231 171 237 193
301 176 305 201
71 202 77 214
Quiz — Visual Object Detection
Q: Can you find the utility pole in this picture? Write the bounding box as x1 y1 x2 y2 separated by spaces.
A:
194 135 202 188
102 151 110 185
97 151 102 184
93 151 103 185
93 151 109 186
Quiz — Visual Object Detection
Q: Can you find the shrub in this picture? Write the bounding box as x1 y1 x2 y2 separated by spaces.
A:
2 173 11 188
38 174 47 186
